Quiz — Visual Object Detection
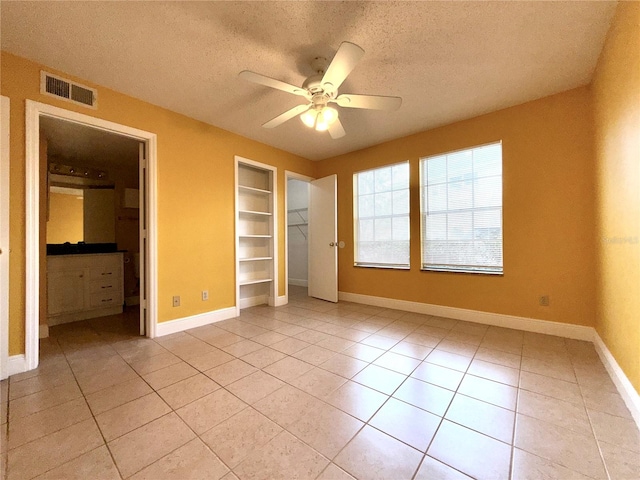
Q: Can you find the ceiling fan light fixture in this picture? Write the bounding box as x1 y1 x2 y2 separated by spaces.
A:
300 106 339 132
300 109 317 128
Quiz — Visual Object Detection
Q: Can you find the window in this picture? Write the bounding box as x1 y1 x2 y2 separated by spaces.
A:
354 162 410 268
420 142 503 274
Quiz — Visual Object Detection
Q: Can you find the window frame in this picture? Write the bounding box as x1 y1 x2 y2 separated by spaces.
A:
419 141 504 275
353 160 411 270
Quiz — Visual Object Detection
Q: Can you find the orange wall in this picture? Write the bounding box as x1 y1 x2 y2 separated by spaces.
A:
2 52 315 355
47 192 84 244
316 87 597 327
591 2 640 394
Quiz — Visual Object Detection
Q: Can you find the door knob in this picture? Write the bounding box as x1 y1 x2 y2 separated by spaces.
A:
329 242 337 247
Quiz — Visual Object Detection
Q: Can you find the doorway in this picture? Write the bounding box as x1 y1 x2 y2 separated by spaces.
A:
286 177 310 295
40 117 141 338
285 172 339 304
24 100 157 371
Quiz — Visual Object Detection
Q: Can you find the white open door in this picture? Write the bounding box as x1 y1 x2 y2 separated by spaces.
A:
308 174 338 302
139 143 147 335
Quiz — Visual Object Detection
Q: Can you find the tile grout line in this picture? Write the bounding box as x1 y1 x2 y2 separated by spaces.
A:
569 343 613 480
508 347 524 480
8 298 628 480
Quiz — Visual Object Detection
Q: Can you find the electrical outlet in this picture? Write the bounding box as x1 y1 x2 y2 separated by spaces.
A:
202 290 209 301
173 296 180 307
539 295 550 306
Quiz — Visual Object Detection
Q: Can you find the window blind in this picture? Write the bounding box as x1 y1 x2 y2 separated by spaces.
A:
354 162 410 268
420 142 503 274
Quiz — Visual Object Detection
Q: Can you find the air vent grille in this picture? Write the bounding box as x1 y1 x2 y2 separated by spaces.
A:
70 84 95 106
40 71 97 109
45 76 70 99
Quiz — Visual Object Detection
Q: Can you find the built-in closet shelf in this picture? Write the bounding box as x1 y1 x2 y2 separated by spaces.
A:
238 185 271 194
236 158 276 310
239 210 272 216
239 278 273 286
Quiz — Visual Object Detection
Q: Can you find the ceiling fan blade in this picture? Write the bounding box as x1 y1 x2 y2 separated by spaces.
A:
328 118 346 139
321 42 365 92
239 71 309 98
334 94 402 111
262 104 310 129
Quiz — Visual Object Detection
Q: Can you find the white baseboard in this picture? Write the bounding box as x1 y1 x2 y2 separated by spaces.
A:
155 306 238 337
339 291 594 341
271 295 288 307
8 354 27 376
289 278 308 287
593 333 640 429
48 306 123 326
239 295 269 309
39 324 49 339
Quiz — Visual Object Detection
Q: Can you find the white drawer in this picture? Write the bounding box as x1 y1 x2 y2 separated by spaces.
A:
89 265 121 279
89 291 123 309
90 278 120 294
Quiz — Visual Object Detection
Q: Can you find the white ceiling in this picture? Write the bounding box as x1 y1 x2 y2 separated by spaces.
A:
1 1 616 161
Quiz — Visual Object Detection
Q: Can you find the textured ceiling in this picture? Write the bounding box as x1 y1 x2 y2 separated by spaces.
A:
1 1 616 160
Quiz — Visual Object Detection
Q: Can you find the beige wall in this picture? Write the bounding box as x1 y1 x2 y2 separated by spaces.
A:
2 51 315 355
47 192 84 244
591 2 640 394
316 86 597 328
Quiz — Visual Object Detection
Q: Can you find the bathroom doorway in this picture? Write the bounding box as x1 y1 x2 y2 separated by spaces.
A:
40 117 142 339
24 100 157 371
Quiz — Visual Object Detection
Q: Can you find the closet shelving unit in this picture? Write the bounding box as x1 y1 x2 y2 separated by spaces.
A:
287 208 308 239
235 157 278 309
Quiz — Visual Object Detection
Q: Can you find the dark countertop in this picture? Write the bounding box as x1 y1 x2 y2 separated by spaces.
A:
46 243 121 256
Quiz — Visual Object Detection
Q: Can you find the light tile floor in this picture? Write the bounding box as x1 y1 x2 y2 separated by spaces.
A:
2 287 639 479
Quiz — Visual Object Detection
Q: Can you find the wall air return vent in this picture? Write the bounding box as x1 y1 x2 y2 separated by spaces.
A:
40 71 97 109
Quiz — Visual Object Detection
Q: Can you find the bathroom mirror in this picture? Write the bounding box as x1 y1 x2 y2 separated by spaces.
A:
47 183 116 244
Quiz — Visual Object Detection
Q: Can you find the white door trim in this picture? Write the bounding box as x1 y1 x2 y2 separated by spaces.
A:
1 96 10 380
25 100 158 371
284 171 313 303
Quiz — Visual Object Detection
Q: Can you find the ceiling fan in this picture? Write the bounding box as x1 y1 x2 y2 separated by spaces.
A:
239 42 402 139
